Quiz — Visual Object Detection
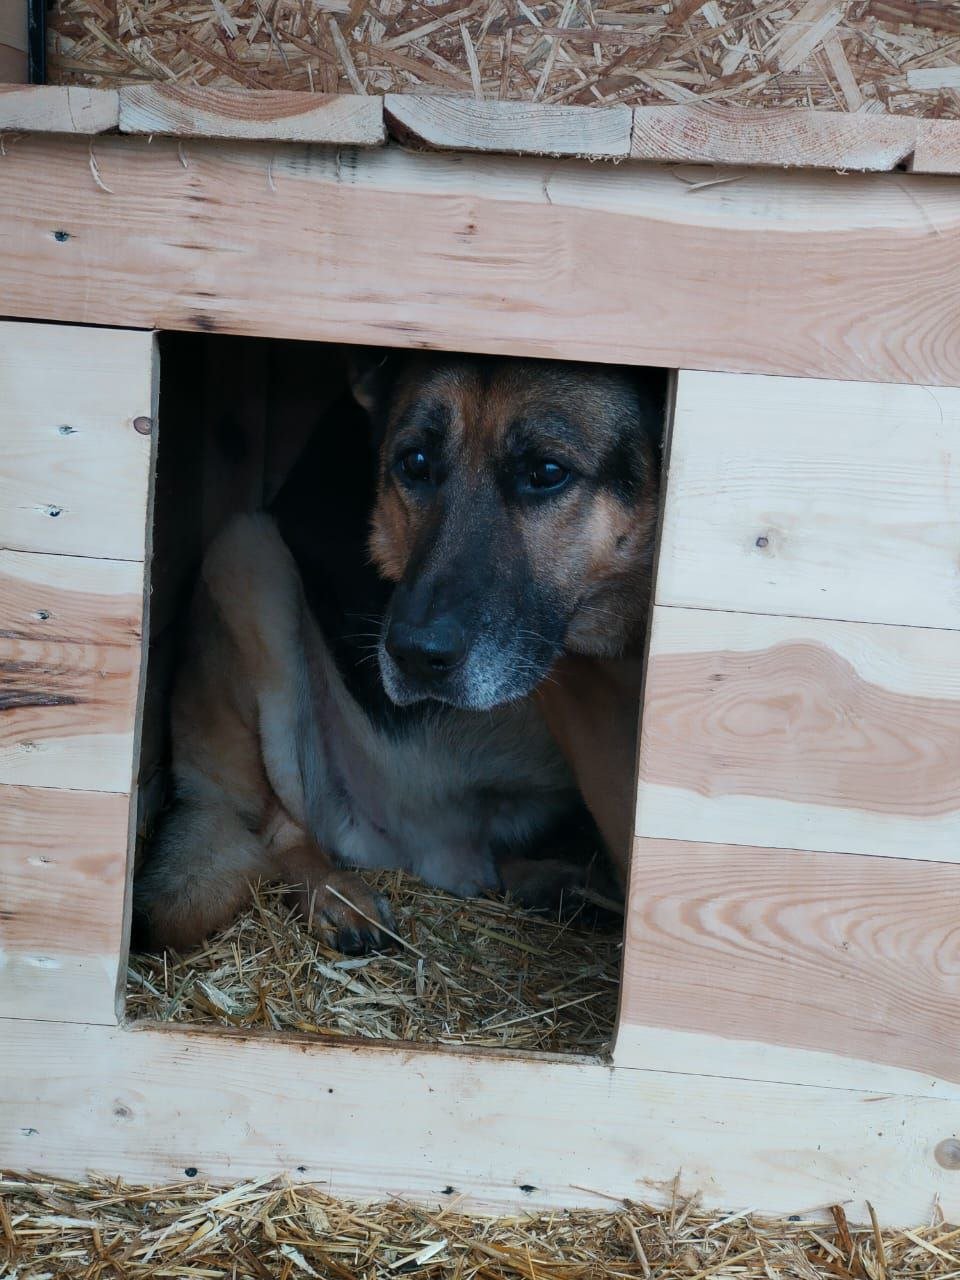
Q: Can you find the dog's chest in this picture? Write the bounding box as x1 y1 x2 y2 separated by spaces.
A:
310 667 575 892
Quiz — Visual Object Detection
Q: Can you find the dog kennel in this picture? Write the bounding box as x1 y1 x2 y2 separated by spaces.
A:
1 71 960 1222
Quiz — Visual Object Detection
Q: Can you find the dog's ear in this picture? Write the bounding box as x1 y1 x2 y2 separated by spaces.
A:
346 347 395 418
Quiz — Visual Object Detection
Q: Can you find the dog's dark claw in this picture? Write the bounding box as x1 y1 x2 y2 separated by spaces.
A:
336 925 368 955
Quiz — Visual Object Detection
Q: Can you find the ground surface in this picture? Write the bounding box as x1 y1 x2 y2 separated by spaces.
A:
1 1172 953 1280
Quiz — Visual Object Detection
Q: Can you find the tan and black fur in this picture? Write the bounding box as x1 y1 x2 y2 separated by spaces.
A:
134 352 662 954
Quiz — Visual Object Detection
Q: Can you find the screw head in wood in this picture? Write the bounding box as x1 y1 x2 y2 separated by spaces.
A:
133 416 154 435
935 1138 960 1169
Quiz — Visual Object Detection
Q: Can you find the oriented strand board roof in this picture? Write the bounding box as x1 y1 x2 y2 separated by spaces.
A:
47 0 960 118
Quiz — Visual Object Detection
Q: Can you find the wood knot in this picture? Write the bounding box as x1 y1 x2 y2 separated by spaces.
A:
935 1138 960 1170
133 416 154 435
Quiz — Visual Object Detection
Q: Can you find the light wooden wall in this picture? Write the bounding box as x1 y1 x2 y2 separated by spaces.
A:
0 320 157 1023
1 134 960 388
617 371 960 1101
4 316 960 1220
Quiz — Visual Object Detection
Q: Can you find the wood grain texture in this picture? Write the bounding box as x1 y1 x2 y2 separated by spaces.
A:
386 95 632 158
631 105 917 170
0 85 119 132
616 837 960 1096
635 606 960 861
0 785 129 1024
3 1020 960 1222
0 635 142 791
658 371 960 630
913 118 960 175
0 321 156 560
3 135 960 385
0 548 143 647
119 85 384 144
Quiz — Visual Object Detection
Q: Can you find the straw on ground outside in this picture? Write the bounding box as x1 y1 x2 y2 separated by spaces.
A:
2 1172 957 1280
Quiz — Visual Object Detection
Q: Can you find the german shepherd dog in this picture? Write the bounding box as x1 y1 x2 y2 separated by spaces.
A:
134 352 663 954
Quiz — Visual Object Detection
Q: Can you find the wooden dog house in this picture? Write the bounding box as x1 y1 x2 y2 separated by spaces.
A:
3 27 960 1222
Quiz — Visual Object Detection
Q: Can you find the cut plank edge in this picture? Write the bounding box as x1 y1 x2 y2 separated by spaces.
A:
0 85 119 134
1 88 958 173
385 94 632 159
118 85 386 145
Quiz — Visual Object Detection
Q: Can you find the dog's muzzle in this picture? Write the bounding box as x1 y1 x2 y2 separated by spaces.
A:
384 614 468 685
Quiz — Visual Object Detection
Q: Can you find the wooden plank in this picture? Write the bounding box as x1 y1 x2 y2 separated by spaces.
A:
0 634 142 791
912 118 960 175
657 371 960 630
616 837 960 1096
3 1020 960 1222
2 135 960 385
119 85 384 145
635 606 960 861
0 548 143 647
0 546 146 797
631 105 918 171
386 95 632 159
0 85 119 132
0 321 156 560
0 785 129 1024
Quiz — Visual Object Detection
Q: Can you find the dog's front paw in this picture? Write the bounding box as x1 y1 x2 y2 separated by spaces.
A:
498 856 622 917
287 868 397 955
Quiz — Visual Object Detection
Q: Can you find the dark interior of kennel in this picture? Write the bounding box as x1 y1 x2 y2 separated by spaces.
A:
131 333 661 1054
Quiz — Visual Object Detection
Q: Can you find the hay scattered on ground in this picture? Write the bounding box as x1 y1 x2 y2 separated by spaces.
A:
1 1173 956 1280
127 872 621 1055
48 0 960 117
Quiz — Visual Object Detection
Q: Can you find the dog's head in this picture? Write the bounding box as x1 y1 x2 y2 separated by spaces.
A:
352 351 662 711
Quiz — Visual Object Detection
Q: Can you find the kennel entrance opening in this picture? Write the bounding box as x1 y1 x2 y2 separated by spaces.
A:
129 330 658 1056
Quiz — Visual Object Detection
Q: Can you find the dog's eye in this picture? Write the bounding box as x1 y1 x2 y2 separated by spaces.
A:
522 459 570 494
398 448 433 485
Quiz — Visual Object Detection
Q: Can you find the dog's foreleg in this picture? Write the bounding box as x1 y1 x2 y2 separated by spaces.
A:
133 791 271 951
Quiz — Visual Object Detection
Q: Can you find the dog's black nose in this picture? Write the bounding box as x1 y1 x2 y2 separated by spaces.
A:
386 615 467 680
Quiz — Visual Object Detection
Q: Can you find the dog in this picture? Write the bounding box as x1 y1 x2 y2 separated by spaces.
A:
133 351 662 954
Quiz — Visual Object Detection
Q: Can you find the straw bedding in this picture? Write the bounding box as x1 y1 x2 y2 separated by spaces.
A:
2 1172 957 1279
48 1 960 117
127 872 622 1054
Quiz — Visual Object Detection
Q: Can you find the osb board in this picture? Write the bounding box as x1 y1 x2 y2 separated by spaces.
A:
3 135 960 386
658 372 960 631
45 1 960 120
615 837 960 1096
4 1018 960 1222
0 784 130 1024
634 605 960 862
